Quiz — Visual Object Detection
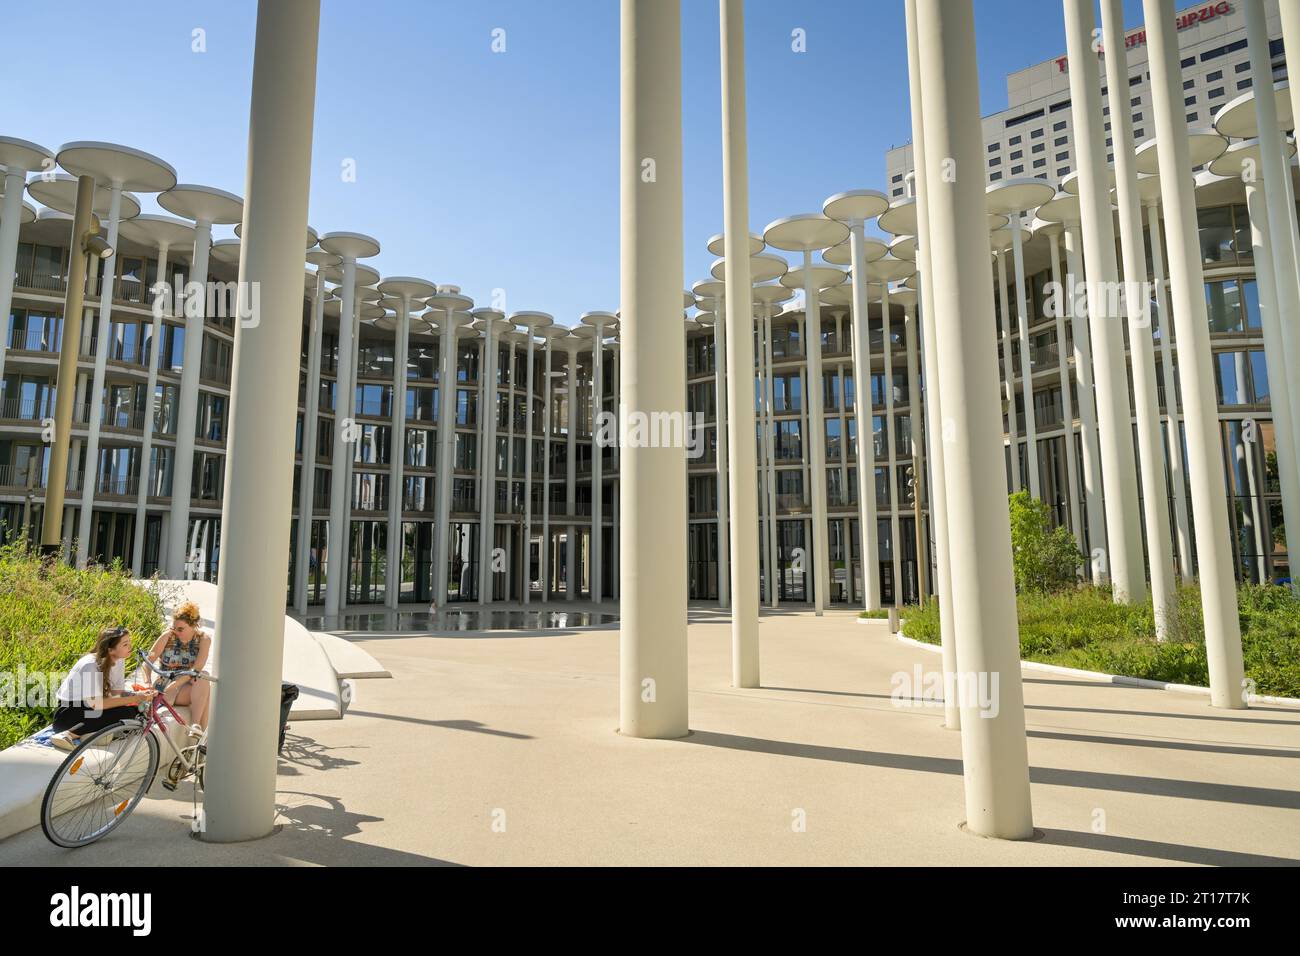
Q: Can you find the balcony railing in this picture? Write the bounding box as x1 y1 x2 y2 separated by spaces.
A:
0 397 56 422
7 328 61 353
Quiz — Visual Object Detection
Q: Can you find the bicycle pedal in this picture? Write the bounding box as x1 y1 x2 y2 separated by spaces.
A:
161 779 177 792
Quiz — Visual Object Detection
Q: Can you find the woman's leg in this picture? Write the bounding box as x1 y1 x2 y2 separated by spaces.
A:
57 704 138 736
188 678 211 730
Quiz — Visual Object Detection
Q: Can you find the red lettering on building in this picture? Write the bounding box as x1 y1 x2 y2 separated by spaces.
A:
1056 1 1233 72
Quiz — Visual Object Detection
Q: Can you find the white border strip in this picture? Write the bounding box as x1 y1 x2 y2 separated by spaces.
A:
888 629 1300 709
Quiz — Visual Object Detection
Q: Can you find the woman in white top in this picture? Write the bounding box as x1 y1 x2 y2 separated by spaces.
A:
50 627 157 751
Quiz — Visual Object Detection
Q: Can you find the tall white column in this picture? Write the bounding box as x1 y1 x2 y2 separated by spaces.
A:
1241 174 1300 591
915 0 1033 837
385 298 410 609
762 304 780 607
1283 2 1300 179
325 261 357 616
712 296 730 607
995 248 1021 493
75 183 123 567
566 346 577 599
540 336 554 601
202 0 320 843
131 236 170 574
720 0 757 680
1064 221 1106 578
166 217 213 578
848 227 880 610
619 0 689 738
503 336 516 600
477 313 502 605
294 268 326 612
0 141 53 384
1244 0 1300 456
589 324 608 604
880 280 902 603
1062 0 1146 604
903 299 926 599
803 255 831 613
1142 0 1244 707
521 327 536 605
1101 0 1176 637
905 0 958 729
611 342 621 601
1046 231 1081 545
1009 222 1039 497
1145 203 1193 580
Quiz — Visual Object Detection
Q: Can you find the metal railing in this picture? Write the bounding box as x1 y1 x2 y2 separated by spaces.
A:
0 397 56 422
7 328 61 353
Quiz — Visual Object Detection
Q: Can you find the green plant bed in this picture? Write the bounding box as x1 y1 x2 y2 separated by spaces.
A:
0 543 171 750
899 583 1300 699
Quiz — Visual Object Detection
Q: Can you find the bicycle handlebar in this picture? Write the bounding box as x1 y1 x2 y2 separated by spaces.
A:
137 654 217 684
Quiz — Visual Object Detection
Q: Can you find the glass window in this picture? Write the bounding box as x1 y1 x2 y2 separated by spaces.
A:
1198 206 1235 265
1205 280 1244 333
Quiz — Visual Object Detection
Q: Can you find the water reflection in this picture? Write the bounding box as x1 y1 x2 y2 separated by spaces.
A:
300 608 619 633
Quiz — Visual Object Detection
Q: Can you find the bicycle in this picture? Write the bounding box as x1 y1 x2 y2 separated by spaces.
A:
40 655 216 848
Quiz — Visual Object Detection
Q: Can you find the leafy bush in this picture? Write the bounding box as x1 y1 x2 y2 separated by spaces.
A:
899 581 1300 699
1008 490 1085 593
0 543 171 750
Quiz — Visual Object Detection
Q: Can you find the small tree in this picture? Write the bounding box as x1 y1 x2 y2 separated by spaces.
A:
1008 490 1084 593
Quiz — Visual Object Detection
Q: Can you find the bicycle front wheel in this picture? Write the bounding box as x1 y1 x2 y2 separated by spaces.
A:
41 720 159 848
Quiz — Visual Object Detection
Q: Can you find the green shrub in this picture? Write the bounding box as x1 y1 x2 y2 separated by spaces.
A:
1008 490 1085 593
897 580 1300 699
0 543 171 750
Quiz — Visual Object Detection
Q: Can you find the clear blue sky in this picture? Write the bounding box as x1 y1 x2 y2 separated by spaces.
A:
3 0 1145 324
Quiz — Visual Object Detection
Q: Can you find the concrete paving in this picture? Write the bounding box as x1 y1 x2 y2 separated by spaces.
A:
3 609 1298 866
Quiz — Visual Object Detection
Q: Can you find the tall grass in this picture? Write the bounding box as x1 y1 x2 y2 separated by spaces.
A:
900 583 1300 699
0 543 171 749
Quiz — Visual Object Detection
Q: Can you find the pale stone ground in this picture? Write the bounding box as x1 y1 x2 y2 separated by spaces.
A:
4 607 1299 866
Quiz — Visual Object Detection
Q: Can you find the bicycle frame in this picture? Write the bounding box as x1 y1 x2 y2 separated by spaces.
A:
102 657 211 786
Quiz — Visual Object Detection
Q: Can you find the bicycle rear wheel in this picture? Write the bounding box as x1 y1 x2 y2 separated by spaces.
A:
41 720 158 848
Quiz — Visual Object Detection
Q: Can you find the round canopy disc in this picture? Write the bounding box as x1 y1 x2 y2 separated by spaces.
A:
1037 191 1083 223
235 220 319 249
319 230 380 260
510 310 554 329
158 184 244 224
780 264 847 291
1060 168 1117 197
753 282 795 306
209 239 241 265
692 278 727 300
2 200 38 226
823 189 890 224
306 249 341 268
865 256 916 283
28 174 141 219
1213 83 1294 140
706 232 764 257
1030 216 1064 237
823 234 889 266
903 272 920 291
117 213 196 249
890 287 919 310
580 310 617 328
1134 129 1228 175
877 199 918 236
0 136 54 174
428 291 475 313
354 264 382 288
763 213 848 253
819 285 853 308
989 226 1031 253
890 235 917 261
57 141 176 193
378 276 437 300
1208 137 1298 178
986 177 1056 214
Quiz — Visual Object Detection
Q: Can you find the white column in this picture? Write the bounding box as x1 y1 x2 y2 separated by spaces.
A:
1283 2 1300 185
1146 204 1193 580
1242 177 1300 591
324 262 356 616
294 273 325 612
1245 0 1300 459
131 238 170 574
1009 221 1039 497
713 298 730 607
435 316 459 605
611 344 620 601
566 348 577 599
1062 0 1146 603
541 339 553 601
1142 0 1244 707
591 331 605 603
755 312 773 604
915 0 1033 837
503 337 516 600
202 0 319 843
1047 232 1082 545
166 216 213 578
721 0 757 680
881 280 902 603
995 249 1021 493
803 255 830 614
386 300 409 609
1101 0 1176 637
903 301 926 599
619 0 688 738
521 329 535 605
76 183 123 567
848 225 881 610
0 165 35 384
906 0 958 729
478 320 498 604
763 305 780 608
1064 221 1106 579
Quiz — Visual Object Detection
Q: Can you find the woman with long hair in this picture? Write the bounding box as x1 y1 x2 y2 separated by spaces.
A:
146 600 212 731
50 627 156 751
